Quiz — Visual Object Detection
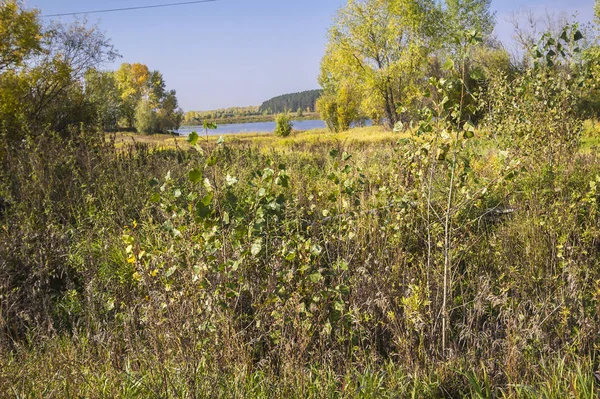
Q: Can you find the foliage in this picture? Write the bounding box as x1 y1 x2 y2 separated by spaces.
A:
184 106 261 123
84 69 121 131
4 1 600 397
259 89 322 114
444 0 495 40
0 0 42 72
316 85 360 133
134 98 157 134
485 23 585 167
0 15 118 140
274 112 293 136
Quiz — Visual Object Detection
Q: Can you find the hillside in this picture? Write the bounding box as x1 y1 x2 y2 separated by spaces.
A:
259 89 322 114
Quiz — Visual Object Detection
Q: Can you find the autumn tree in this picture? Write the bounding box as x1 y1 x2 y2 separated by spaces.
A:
319 0 440 129
115 63 150 128
0 0 42 72
0 5 117 139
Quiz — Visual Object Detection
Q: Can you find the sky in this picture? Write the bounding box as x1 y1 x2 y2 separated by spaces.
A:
27 0 597 111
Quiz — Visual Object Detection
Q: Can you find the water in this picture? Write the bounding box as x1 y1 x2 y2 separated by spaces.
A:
174 119 327 136
173 119 372 136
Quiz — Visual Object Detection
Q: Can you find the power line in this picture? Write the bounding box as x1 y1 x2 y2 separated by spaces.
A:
41 0 219 18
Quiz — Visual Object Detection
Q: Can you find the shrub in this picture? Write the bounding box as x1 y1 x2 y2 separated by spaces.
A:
274 112 293 137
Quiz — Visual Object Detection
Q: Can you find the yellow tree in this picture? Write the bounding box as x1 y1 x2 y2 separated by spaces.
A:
0 0 42 72
319 0 440 128
115 62 150 128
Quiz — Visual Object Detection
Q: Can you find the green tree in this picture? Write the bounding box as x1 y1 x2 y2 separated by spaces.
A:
0 14 117 139
444 0 495 39
84 69 121 132
134 98 156 134
320 0 439 128
0 0 42 72
156 89 183 132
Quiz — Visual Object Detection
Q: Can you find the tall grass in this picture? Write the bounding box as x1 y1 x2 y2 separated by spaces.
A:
1 124 600 397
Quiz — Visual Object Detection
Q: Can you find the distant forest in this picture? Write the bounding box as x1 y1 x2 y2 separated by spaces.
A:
184 106 260 123
259 89 322 114
183 90 323 124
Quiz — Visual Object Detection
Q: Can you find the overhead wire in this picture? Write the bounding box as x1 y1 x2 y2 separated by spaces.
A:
41 0 218 18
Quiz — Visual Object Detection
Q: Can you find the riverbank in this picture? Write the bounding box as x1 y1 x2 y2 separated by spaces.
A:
181 112 321 126
110 125 394 150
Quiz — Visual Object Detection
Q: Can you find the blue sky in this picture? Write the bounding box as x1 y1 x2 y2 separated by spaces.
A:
28 0 596 111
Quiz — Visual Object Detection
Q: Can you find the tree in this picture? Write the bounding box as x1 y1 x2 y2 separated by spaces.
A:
84 69 121 131
0 11 118 139
320 0 439 128
134 98 156 134
316 84 360 133
156 89 183 132
0 0 42 72
444 0 495 40
115 63 150 128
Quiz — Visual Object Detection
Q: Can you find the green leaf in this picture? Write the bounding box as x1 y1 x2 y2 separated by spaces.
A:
442 58 455 71
189 169 202 184
309 272 322 283
206 155 217 167
204 120 218 130
463 130 475 139
187 131 199 146
166 266 177 277
201 192 213 206
342 152 352 161
196 202 211 219
216 135 225 145
251 239 262 256
574 30 583 41
329 149 339 158
203 178 213 192
560 30 568 42
149 193 161 203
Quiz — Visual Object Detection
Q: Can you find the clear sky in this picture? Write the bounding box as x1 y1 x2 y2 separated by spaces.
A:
27 0 596 111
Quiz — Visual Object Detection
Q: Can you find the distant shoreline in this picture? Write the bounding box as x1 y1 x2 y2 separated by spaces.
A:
181 112 321 126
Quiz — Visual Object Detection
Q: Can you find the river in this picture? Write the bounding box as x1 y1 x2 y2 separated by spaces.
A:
174 119 372 136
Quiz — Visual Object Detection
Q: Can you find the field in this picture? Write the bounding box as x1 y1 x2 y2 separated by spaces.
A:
2 123 600 397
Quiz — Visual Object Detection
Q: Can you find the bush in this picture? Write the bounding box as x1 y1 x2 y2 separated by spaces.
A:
274 112 293 137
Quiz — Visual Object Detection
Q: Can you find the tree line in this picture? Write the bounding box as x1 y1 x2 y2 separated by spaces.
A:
0 1 182 140
184 106 261 124
258 89 322 114
316 0 600 132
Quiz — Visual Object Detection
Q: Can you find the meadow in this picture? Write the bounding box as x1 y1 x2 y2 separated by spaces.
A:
2 122 600 397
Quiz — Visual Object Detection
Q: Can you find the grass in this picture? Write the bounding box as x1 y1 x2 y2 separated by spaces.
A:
110 125 398 150
3 122 600 397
